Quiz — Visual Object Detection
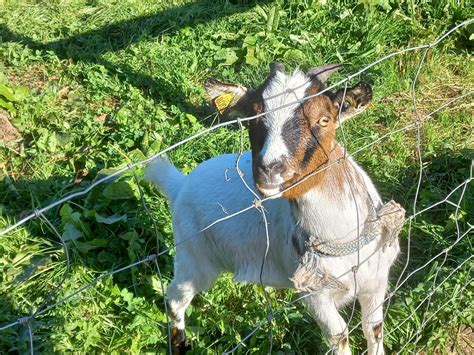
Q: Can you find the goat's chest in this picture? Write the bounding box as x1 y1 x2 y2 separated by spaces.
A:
292 187 370 243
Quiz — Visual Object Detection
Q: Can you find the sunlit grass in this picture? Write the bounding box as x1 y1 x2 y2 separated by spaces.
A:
0 0 472 352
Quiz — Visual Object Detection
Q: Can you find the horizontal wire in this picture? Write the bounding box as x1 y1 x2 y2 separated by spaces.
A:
398 276 472 353
0 18 472 354
0 254 157 332
1 19 471 238
227 179 473 352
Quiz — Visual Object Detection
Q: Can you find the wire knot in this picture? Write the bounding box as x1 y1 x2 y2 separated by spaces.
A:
146 254 157 262
253 199 263 209
17 316 31 324
33 209 41 218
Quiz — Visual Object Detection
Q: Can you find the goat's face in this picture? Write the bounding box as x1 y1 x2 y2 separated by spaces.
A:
206 63 372 199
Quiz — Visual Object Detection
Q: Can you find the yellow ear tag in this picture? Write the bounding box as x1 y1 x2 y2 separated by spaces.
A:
214 92 235 114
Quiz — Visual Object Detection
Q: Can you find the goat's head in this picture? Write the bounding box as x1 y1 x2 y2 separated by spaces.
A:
206 63 372 199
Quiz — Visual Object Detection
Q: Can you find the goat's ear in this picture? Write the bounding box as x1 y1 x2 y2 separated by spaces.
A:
333 81 373 127
205 78 250 119
307 64 342 83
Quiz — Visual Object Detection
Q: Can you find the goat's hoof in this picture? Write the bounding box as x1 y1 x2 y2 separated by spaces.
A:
171 327 191 354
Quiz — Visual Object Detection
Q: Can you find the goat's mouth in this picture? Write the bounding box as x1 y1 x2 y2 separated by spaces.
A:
255 182 282 198
254 171 298 199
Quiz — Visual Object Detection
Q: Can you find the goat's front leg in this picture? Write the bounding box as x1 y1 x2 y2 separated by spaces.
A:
358 289 386 355
355 200 404 355
304 294 351 355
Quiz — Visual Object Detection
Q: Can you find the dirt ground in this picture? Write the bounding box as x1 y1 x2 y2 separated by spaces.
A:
0 111 21 143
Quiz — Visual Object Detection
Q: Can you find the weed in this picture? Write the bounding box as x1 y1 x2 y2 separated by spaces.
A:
0 0 472 353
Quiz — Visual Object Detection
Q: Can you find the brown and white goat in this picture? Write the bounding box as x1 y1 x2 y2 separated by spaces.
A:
146 63 404 354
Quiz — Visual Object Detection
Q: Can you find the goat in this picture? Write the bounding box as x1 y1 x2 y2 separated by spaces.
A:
145 63 405 354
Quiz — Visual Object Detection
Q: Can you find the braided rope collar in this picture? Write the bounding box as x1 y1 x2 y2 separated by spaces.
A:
293 200 405 293
304 199 381 257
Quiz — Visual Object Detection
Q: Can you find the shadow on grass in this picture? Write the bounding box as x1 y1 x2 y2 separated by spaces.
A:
1 146 472 352
0 170 175 352
396 147 472 264
0 0 270 118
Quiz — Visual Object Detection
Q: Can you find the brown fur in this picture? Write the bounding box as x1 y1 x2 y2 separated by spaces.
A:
331 334 349 352
282 87 343 199
171 327 190 354
373 322 383 340
205 66 372 201
339 336 349 349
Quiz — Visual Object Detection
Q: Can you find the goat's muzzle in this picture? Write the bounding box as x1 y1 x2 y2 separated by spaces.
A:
253 160 294 198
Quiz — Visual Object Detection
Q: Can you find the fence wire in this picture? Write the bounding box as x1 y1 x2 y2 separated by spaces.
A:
0 19 473 354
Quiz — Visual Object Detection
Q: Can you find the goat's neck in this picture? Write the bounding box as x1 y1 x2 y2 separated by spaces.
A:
290 146 371 243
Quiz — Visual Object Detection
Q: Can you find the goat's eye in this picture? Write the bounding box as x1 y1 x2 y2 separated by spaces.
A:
319 116 330 127
342 100 350 111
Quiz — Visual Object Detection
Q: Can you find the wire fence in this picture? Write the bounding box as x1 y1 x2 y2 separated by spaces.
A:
1 19 473 354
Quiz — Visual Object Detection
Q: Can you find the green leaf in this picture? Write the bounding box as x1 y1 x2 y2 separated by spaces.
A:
283 49 305 62
266 6 276 33
63 223 82 241
36 128 58 152
120 230 139 241
272 9 281 32
94 168 119 182
127 148 146 163
254 4 267 20
87 238 109 247
0 97 15 112
0 72 8 84
13 86 29 102
73 240 101 253
95 213 127 224
149 140 162 152
185 113 198 125
149 275 167 296
243 35 257 47
0 84 16 102
103 181 137 200
60 203 73 223
214 48 239 66
245 46 259 66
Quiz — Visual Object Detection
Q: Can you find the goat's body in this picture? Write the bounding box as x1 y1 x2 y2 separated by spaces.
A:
147 62 405 354
148 153 298 288
146 149 400 354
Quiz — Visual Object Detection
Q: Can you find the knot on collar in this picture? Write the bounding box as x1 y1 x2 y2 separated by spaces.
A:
291 252 348 293
291 199 405 293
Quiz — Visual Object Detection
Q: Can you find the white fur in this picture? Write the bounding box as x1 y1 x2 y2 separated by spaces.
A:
146 148 399 354
259 70 311 167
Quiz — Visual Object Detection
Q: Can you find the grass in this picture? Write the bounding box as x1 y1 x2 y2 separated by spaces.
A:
0 0 473 353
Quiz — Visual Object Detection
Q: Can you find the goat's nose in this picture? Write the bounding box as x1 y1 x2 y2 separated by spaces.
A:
261 161 287 176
